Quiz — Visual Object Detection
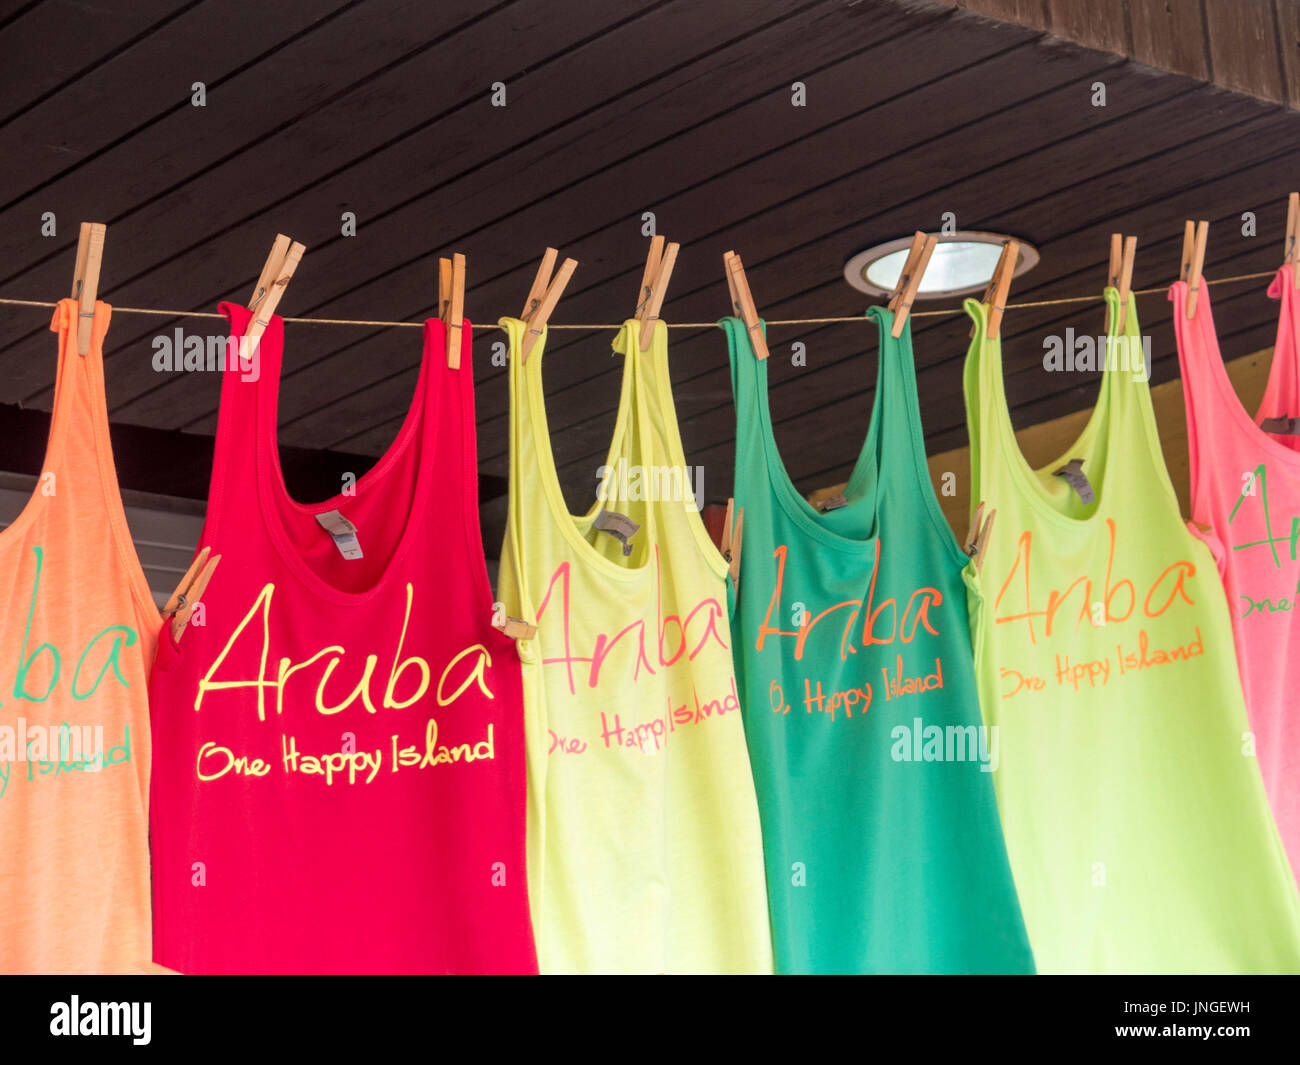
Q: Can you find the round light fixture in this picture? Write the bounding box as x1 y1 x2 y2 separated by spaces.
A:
843 231 1039 299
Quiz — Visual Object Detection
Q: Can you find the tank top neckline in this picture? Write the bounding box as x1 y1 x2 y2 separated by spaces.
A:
515 317 664 584
740 317 882 554
232 305 445 605
968 290 1134 531
1171 269 1300 473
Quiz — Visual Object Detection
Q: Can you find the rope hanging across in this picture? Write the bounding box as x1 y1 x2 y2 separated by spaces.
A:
0 269 1276 332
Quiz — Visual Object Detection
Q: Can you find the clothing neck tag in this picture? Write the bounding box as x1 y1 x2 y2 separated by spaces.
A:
817 492 849 512
315 510 364 560
1052 458 1096 504
593 509 640 556
1261 415 1300 435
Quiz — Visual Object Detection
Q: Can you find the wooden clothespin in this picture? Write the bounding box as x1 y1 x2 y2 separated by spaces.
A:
982 240 1019 339
964 502 984 556
888 231 936 338
720 496 744 584
1106 233 1137 332
499 616 538 640
1180 219 1209 319
1284 192 1298 289
964 502 997 572
71 222 106 356
1107 233 1123 291
723 250 770 361
520 247 577 362
245 234 305 356
634 235 680 351
438 252 466 369
162 547 222 643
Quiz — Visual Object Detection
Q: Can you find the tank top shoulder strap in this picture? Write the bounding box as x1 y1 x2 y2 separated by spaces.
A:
45 298 83 460
1169 276 1237 523
1258 266 1300 442
500 314 587 535
499 316 552 623
606 319 658 482
961 297 1007 511
870 307 969 566
205 302 281 546
723 315 773 508
1103 286 1183 520
620 319 725 576
48 297 114 467
426 317 496 612
47 298 158 622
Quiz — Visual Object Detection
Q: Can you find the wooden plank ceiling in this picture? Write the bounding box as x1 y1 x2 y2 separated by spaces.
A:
2 0 1299 556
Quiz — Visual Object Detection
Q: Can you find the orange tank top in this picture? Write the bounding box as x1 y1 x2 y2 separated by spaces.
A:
0 300 161 973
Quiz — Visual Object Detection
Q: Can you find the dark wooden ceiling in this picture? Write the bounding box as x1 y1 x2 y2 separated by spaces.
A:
2 0 1299 555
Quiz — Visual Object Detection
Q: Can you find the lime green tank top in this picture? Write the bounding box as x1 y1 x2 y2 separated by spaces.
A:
964 288 1300 973
497 316 773 975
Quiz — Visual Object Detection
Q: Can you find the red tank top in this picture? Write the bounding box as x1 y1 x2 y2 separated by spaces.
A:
148 305 537 974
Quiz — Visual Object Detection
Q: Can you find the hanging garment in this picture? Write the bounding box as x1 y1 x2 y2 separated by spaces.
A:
0 300 160 974
724 309 1034 974
1172 265 1300 881
149 306 536 974
964 287 1300 973
497 317 772 975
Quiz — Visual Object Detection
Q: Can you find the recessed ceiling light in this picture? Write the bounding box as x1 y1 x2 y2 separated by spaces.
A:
843 231 1039 299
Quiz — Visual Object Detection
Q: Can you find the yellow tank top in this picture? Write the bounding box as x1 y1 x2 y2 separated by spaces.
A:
0 300 161 973
498 317 773 974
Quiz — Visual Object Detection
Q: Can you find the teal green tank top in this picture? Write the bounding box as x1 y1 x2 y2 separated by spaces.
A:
724 308 1034 974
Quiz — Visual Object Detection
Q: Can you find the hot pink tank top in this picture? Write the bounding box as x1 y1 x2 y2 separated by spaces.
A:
148 305 537 974
1172 266 1300 881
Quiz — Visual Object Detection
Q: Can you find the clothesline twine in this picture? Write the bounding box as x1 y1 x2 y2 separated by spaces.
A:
0 270 1277 331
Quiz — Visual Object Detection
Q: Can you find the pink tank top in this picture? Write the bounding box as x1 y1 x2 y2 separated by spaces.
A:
148 305 537 974
1172 266 1300 881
